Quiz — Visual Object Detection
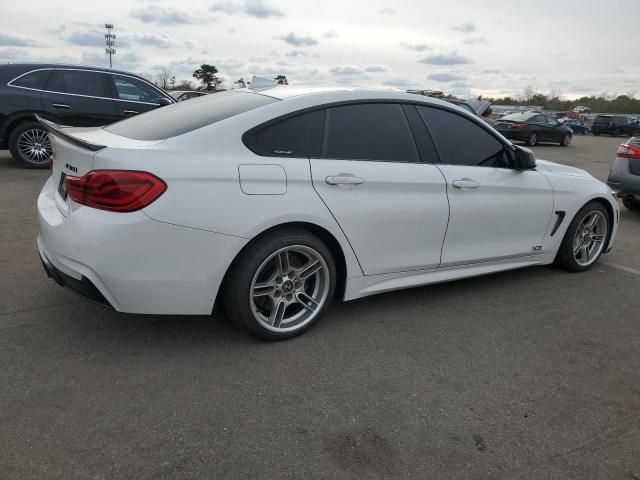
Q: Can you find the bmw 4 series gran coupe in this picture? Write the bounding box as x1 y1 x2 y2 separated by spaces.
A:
37 86 619 339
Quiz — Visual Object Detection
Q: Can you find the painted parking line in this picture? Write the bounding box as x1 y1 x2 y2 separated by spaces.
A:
602 262 640 276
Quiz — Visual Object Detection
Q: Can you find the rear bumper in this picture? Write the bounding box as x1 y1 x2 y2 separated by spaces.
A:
40 249 112 307
497 130 529 142
38 175 247 315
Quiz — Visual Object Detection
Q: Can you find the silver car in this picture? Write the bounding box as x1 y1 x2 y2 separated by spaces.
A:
608 136 640 210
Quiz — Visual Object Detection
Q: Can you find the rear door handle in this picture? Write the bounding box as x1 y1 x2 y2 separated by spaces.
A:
452 179 480 189
325 174 366 186
123 110 139 115
52 103 70 109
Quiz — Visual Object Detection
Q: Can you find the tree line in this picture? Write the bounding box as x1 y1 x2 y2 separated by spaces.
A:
483 86 640 113
154 64 288 92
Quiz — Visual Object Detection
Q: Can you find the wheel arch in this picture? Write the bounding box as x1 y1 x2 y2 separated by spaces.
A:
590 196 616 252
216 221 351 312
2 112 42 141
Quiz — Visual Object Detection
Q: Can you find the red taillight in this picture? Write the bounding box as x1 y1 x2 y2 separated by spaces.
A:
514 123 528 129
64 170 167 212
617 144 640 159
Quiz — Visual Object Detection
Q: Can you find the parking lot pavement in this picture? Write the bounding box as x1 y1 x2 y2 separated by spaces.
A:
1 135 639 479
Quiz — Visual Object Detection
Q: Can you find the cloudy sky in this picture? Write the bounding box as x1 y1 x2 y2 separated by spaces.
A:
1 0 639 99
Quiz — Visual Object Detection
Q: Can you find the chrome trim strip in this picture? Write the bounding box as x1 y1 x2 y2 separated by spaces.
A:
6 67 173 106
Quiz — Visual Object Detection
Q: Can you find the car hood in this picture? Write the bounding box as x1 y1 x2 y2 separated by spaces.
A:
536 159 593 178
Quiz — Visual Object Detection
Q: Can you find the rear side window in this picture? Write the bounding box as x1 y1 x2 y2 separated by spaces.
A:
323 103 419 162
45 70 109 98
105 91 277 141
11 69 52 89
246 110 324 157
418 106 506 167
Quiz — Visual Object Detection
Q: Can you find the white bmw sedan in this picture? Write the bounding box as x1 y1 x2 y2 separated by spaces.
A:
37 86 619 339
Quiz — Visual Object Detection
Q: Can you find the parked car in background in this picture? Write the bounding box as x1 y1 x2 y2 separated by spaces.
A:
37 86 618 340
592 114 640 137
564 119 590 134
0 63 176 168
608 136 640 210
169 90 207 102
495 112 573 146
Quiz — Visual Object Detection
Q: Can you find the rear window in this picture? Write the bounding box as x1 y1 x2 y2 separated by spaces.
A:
500 112 537 122
11 69 52 89
105 91 277 140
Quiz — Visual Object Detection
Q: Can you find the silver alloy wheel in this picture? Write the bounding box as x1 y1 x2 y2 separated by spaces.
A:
573 210 607 267
563 134 571 146
529 132 537 145
17 129 52 165
250 245 330 333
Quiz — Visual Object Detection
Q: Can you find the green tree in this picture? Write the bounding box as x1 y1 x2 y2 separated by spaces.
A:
274 75 288 85
193 64 220 91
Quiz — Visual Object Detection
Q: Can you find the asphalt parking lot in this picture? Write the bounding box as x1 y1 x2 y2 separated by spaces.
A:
1 135 639 479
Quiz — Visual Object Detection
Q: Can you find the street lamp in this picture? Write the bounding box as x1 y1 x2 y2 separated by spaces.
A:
104 24 116 68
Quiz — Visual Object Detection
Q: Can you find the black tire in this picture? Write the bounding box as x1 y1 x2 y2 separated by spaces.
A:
622 195 640 211
223 229 336 340
593 131 600 136
560 133 572 146
526 131 538 146
555 201 610 272
8 121 51 169
613 129 621 137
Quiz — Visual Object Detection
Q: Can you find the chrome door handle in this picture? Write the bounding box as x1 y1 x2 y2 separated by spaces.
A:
325 174 365 186
123 110 139 115
452 179 480 189
52 103 70 109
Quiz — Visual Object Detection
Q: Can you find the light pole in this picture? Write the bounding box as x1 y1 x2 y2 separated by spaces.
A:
104 24 116 68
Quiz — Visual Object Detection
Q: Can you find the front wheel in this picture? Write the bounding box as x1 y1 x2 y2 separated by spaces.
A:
8 121 52 169
526 132 538 146
560 133 572 146
555 201 610 272
223 229 336 340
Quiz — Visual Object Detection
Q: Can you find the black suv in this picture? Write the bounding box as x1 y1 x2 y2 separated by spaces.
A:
0 63 176 168
592 114 639 137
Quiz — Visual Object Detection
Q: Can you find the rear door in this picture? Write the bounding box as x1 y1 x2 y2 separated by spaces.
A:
416 106 554 266
107 74 169 119
41 69 119 126
309 103 449 275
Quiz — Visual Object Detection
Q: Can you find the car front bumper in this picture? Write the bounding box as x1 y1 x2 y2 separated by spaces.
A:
37 175 246 315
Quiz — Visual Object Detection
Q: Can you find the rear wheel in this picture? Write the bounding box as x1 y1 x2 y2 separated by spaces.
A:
613 128 621 137
8 121 52 169
555 201 610 272
223 229 336 340
593 131 600 136
622 195 639 211
526 131 538 146
560 133 572 146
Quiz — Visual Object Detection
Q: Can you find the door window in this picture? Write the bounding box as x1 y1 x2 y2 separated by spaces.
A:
544 116 560 126
323 103 419 162
112 76 164 103
247 110 324 158
417 106 508 167
47 70 109 98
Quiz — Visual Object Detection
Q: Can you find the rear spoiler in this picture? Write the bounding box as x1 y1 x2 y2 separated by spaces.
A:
35 114 106 152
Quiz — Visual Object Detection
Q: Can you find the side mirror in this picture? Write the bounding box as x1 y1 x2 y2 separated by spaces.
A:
157 98 173 106
512 146 537 170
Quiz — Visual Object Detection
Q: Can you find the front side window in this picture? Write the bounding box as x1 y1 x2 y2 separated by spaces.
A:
11 69 52 89
57 70 109 98
545 116 560 126
248 110 324 158
323 103 419 162
112 76 164 103
418 106 508 167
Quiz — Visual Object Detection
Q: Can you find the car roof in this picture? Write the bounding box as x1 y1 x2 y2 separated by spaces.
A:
2 62 143 77
249 85 466 110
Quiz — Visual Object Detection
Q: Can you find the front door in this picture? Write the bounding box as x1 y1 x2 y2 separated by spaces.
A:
108 74 167 120
416 105 554 266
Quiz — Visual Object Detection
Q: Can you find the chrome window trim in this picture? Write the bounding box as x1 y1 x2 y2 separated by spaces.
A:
6 67 173 106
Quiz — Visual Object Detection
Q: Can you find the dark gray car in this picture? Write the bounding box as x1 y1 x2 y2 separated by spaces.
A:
607 136 640 210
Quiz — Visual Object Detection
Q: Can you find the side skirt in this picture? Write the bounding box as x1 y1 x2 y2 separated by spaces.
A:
343 252 556 301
